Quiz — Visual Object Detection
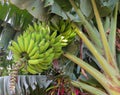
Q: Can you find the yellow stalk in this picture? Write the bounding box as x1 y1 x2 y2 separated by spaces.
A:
64 53 120 95
69 0 102 50
73 26 120 85
63 53 109 88
91 0 118 70
109 3 118 58
75 27 118 76
71 80 108 95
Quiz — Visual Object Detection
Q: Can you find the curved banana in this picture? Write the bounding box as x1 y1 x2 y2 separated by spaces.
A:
28 58 44 65
40 42 49 52
27 64 38 74
9 46 20 55
50 31 57 39
29 45 39 57
24 34 30 51
11 41 21 53
27 39 35 53
17 35 24 51
30 52 40 59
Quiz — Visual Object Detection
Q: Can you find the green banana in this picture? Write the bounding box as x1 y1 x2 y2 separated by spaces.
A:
33 64 43 72
42 27 48 37
62 28 72 36
30 52 40 59
9 46 20 56
11 41 21 53
40 42 49 52
33 22 38 31
43 53 54 63
68 32 76 39
39 46 46 53
36 63 51 70
60 22 66 32
35 33 41 42
45 34 50 40
54 35 62 42
44 48 54 57
50 38 55 45
29 45 39 57
52 42 61 47
27 24 34 32
54 47 62 52
24 34 31 51
27 39 35 53
17 35 24 51
31 32 36 39
39 39 45 46
27 64 38 74
23 30 29 37
28 58 44 65
54 52 63 59
50 31 57 39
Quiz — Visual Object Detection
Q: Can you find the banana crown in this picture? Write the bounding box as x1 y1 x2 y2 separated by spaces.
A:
50 20 77 46
9 22 63 74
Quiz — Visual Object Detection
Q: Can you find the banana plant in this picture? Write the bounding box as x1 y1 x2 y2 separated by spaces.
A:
63 0 120 95
1 0 120 95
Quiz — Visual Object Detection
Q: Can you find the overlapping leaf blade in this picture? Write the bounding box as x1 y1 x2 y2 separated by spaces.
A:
0 75 52 95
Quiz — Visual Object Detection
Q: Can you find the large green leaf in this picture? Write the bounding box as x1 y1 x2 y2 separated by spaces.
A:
80 0 94 19
0 24 15 49
0 2 33 30
10 0 48 21
0 2 33 50
0 75 52 95
96 0 118 17
54 0 72 11
50 2 68 19
50 2 78 21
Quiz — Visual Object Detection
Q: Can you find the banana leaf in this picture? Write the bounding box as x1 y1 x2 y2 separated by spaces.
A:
0 2 33 30
0 75 52 95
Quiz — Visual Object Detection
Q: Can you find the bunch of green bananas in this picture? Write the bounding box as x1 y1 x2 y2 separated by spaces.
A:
9 22 63 74
50 20 77 46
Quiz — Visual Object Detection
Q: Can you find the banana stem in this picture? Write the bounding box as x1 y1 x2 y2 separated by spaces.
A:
63 52 114 93
71 80 108 95
109 3 118 60
9 58 25 94
64 53 120 95
91 0 118 71
74 27 119 79
69 0 102 49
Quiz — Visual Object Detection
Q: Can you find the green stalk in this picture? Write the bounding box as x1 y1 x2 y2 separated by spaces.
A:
69 0 102 50
71 80 108 95
74 27 119 79
91 0 118 71
109 3 118 59
103 17 110 33
63 52 115 94
64 53 120 95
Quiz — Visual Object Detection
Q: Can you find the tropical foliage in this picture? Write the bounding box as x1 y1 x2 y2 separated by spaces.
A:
0 0 120 95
